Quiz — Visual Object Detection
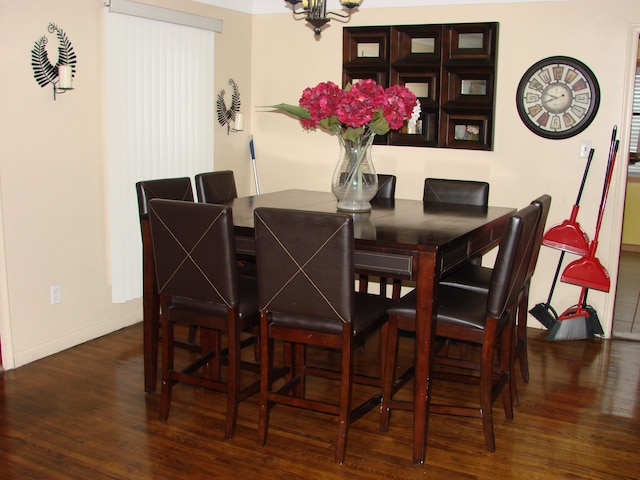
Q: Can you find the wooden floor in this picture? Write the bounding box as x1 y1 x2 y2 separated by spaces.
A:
1 324 639 479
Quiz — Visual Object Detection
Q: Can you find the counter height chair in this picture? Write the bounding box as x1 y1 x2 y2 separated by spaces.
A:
149 199 261 440
358 174 401 298
381 202 540 452
439 194 551 402
254 207 393 464
136 177 196 394
195 170 238 204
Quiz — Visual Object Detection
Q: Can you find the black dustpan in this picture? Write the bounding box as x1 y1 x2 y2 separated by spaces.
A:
530 250 565 330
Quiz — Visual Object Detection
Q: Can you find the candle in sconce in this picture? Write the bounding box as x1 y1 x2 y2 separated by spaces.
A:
234 113 244 131
58 65 73 89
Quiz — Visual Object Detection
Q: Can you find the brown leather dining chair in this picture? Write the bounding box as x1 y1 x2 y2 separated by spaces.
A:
423 177 489 206
136 177 196 394
195 170 238 203
358 174 398 298
381 202 540 452
253 207 392 464
439 194 552 402
148 199 261 440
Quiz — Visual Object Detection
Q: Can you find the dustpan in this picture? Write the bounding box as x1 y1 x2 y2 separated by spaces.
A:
542 149 594 255
561 241 610 292
561 133 618 293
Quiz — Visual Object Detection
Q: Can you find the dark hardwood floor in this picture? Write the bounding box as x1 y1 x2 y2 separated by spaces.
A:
1 323 638 479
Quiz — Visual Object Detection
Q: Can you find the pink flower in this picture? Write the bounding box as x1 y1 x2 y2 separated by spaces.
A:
299 81 343 128
337 79 386 128
383 85 418 130
284 79 418 136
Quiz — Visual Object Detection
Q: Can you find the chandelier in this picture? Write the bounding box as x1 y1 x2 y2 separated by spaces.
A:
285 0 361 38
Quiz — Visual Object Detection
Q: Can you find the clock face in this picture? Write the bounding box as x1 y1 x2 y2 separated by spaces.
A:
516 56 600 139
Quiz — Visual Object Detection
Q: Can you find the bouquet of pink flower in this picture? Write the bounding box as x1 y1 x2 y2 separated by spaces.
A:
274 79 418 141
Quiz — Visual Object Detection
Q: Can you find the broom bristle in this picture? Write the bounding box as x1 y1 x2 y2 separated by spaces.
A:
529 303 557 330
546 316 591 341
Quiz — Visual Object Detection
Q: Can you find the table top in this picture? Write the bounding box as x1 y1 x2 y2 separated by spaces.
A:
230 189 515 253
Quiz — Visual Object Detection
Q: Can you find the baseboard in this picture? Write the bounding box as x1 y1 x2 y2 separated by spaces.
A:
621 243 640 253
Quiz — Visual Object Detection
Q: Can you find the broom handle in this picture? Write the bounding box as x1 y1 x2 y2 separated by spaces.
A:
574 148 595 206
546 250 565 304
592 139 619 244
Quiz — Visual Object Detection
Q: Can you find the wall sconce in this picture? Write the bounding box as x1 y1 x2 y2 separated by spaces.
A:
285 0 361 37
31 23 77 100
216 79 243 135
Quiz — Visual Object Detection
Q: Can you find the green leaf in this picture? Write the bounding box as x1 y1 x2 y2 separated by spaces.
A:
318 116 341 134
368 110 390 136
342 127 365 141
271 103 311 120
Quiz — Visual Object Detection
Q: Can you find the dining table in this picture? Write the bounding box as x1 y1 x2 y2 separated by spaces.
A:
226 189 515 464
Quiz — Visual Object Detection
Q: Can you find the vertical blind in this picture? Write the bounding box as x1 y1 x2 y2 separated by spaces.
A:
630 67 640 154
105 12 214 303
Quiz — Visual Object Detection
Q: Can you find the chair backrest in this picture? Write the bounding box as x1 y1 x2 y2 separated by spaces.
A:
486 203 540 319
195 170 238 204
375 174 396 200
526 194 552 282
423 178 489 206
136 177 194 219
148 199 240 306
254 207 355 330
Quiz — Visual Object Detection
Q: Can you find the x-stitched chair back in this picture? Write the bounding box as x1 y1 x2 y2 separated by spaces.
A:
375 174 396 200
423 177 489 206
255 207 354 331
195 170 238 204
254 207 391 464
135 177 194 394
148 199 260 440
149 199 239 306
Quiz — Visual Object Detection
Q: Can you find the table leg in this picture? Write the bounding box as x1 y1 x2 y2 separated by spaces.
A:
412 250 439 464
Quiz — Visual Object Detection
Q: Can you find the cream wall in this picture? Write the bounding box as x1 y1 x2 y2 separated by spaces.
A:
0 0 252 369
249 0 640 337
0 0 638 369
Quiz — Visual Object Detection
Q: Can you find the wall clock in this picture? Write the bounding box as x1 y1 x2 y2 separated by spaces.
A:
516 56 600 139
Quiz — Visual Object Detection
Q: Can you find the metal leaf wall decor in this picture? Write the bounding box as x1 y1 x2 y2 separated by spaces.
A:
31 23 77 88
216 79 241 127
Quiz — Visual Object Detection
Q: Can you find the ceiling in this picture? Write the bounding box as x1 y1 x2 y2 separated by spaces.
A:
192 0 558 15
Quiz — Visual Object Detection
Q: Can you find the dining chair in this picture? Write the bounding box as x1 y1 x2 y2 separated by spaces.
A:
195 170 238 203
439 194 551 403
136 177 196 394
358 174 400 298
253 207 392 464
423 177 490 206
380 202 540 452
148 199 261 440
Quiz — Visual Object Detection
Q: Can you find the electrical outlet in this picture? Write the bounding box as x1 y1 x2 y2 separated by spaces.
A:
580 140 592 158
50 285 61 304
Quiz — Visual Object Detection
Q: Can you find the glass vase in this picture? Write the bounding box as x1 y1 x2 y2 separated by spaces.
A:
331 131 378 212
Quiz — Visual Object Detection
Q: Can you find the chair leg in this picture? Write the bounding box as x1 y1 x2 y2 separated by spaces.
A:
501 320 515 420
517 291 530 383
380 318 399 433
480 324 497 452
257 319 273 446
225 325 241 440
159 312 174 421
358 274 368 293
143 297 159 394
335 342 354 465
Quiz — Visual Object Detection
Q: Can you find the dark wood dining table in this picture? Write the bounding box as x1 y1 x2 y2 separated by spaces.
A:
227 189 515 464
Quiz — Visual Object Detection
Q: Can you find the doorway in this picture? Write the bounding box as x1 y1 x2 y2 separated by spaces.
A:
612 33 640 339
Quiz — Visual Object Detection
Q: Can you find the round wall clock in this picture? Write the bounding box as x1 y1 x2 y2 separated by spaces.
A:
516 56 600 139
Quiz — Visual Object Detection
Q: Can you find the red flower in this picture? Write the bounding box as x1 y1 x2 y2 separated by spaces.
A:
299 81 343 128
284 79 419 137
383 85 417 130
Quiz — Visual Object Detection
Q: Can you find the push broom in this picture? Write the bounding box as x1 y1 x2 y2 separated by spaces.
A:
530 148 595 328
549 127 618 340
